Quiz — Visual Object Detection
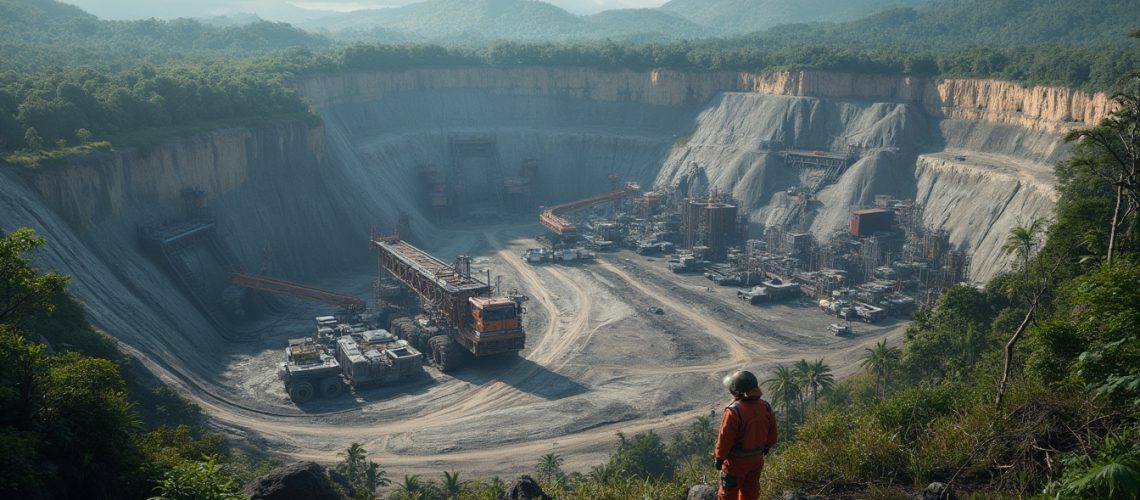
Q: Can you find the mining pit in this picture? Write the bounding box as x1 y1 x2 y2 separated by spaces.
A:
0 68 1107 477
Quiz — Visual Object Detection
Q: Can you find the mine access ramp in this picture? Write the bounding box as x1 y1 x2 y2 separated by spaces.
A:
539 182 641 235
370 234 525 361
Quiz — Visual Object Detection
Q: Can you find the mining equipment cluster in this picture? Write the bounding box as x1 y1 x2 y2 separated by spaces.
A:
521 154 968 332
277 317 424 404
371 234 526 363
274 233 528 404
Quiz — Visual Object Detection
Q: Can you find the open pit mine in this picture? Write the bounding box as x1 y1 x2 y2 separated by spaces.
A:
0 67 1112 477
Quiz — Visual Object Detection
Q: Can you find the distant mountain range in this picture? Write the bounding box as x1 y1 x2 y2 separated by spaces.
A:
301 0 919 42
659 0 933 34
20 0 1140 49
300 0 710 42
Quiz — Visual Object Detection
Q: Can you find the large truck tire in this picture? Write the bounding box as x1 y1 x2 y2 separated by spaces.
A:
428 335 464 372
418 326 439 351
319 377 343 399
389 316 413 336
407 326 426 351
288 380 314 403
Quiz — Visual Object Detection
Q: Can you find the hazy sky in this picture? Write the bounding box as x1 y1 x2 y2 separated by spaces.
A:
63 0 672 20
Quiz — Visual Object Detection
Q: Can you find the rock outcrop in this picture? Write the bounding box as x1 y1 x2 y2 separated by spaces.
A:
500 475 551 500
687 484 717 500
243 461 345 500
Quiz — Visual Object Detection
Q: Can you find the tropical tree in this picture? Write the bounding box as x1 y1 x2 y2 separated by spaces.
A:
363 463 389 498
791 359 811 416
439 470 467 498
535 452 566 487
996 221 1063 412
1002 217 1047 273
765 364 801 428
0 228 68 324
389 474 433 500
606 431 673 479
665 412 716 466
860 339 900 396
1062 79 1140 265
336 443 389 499
151 455 243 500
800 359 834 405
588 460 619 484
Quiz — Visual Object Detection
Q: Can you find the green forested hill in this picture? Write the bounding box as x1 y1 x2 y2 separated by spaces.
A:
660 0 933 34
583 9 705 41
303 0 585 41
303 0 709 42
0 0 331 71
753 0 1140 47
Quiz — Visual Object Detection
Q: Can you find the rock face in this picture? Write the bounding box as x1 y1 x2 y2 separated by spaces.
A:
243 461 345 500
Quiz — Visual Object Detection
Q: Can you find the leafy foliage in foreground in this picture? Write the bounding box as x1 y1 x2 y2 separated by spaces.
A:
0 229 276 499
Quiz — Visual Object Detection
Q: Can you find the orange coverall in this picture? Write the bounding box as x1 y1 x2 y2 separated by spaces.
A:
714 388 778 500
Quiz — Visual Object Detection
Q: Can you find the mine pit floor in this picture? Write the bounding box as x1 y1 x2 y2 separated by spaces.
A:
185 224 905 478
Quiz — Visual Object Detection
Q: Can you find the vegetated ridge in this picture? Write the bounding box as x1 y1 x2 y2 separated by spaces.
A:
660 0 933 34
0 0 331 71
302 0 706 42
750 0 1140 47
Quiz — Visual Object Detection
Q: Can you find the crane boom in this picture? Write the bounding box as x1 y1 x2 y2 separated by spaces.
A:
230 273 366 311
370 234 490 329
539 182 641 235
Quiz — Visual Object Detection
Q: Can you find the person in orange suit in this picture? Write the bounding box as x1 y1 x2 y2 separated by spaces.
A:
714 370 778 500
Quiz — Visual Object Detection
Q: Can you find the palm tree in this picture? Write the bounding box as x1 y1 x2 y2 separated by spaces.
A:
440 471 467 499
393 474 427 500
765 364 801 428
365 462 391 491
536 452 566 485
337 442 388 498
802 359 834 405
337 443 368 482
860 339 900 396
791 359 811 416
1001 217 1046 272
588 460 619 484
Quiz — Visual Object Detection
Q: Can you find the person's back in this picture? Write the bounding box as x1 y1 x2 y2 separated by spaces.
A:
715 371 777 500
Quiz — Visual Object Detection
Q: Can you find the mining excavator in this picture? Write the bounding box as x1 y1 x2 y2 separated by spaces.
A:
371 234 526 372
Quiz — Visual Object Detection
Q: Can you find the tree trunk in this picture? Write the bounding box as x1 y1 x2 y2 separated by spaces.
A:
1108 175 1124 265
995 302 1035 413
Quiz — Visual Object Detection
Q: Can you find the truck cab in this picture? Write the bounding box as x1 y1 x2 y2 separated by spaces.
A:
459 296 526 357
470 296 521 334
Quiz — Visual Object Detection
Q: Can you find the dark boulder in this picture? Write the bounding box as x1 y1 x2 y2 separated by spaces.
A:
687 484 717 500
499 475 551 500
921 482 956 500
243 461 344 500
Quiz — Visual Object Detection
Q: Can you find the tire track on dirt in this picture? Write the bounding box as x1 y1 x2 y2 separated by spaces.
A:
596 259 756 368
